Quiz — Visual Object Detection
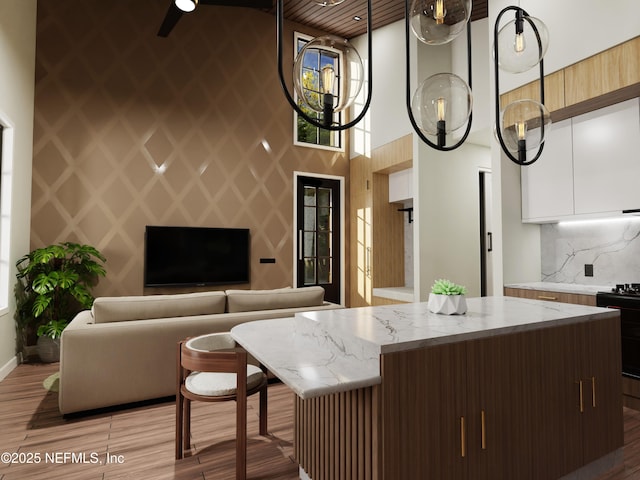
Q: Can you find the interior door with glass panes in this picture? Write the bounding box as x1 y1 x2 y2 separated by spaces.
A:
296 176 341 304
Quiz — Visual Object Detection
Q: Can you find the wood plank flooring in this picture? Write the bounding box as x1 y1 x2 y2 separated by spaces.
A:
1 362 640 480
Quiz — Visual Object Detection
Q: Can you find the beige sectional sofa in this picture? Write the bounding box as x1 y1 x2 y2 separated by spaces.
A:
59 287 341 414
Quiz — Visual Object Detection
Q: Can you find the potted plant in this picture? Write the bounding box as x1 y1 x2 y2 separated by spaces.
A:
15 242 106 363
427 279 467 315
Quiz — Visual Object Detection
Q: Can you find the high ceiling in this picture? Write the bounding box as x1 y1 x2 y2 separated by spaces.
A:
275 0 488 39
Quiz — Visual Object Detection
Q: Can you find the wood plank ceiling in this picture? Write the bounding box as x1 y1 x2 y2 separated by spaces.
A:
276 0 488 39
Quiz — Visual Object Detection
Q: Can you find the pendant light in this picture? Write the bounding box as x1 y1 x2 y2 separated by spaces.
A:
276 0 373 131
405 0 473 151
494 5 551 166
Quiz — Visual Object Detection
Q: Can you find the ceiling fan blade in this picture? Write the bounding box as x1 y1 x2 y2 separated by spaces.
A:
200 0 272 8
157 2 184 37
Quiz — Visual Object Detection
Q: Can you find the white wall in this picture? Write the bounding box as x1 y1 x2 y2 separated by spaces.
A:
488 0 640 292
351 20 412 157
451 18 492 144
0 1 36 379
414 142 492 300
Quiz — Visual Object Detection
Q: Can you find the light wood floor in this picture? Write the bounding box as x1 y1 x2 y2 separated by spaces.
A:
1 363 640 480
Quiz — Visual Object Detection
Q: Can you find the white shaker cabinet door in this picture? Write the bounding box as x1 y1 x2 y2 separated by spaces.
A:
573 98 640 215
521 118 574 222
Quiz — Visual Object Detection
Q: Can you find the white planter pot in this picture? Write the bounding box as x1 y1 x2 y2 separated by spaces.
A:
427 293 467 315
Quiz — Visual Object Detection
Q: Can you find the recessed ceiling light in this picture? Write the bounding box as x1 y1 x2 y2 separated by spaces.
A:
353 15 362 21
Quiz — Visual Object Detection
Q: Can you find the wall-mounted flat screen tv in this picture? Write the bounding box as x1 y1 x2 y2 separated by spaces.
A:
144 225 250 287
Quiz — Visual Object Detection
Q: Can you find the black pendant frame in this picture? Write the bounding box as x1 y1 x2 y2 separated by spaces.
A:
493 5 547 166
405 0 474 151
276 0 373 132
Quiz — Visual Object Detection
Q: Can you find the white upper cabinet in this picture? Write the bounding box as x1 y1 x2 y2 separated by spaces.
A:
521 98 640 222
521 119 574 222
572 98 640 215
388 168 413 203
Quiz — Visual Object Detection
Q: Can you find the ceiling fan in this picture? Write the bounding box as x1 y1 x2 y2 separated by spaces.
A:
158 0 273 37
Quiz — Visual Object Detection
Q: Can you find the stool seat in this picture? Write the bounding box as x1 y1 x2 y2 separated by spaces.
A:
185 365 265 397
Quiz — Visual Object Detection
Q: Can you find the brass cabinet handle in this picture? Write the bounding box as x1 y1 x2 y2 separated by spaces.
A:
481 410 487 450
591 376 596 408
537 295 557 301
578 380 584 413
460 416 466 458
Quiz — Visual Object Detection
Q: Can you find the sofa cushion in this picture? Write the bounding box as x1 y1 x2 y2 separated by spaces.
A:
92 291 227 323
225 286 325 313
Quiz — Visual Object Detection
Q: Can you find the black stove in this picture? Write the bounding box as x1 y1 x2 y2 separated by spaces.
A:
596 284 640 379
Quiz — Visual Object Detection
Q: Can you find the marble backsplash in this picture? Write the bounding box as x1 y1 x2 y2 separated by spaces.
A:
541 217 640 286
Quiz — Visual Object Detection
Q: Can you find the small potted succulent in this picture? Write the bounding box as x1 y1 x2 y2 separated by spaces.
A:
428 279 467 315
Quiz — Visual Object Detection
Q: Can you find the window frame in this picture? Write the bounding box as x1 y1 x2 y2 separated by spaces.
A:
293 32 345 152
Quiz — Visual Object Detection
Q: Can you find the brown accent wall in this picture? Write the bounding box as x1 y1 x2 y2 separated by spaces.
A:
31 0 349 296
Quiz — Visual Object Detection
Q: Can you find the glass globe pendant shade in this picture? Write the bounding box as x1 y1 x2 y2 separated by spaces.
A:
293 35 364 115
499 99 551 154
411 73 472 137
409 0 472 45
495 14 549 73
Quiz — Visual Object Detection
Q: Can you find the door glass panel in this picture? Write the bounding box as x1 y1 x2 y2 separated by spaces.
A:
303 232 316 256
317 207 330 231
317 187 331 207
304 187 316 206
318 257 331 284
317 232 330 257
304 259 316 284
304 206 316 230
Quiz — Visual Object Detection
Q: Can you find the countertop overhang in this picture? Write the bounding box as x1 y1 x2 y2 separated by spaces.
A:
231 296 617 399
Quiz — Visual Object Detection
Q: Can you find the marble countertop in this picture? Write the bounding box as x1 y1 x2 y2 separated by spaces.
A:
504 282 612 295
231 297 617 399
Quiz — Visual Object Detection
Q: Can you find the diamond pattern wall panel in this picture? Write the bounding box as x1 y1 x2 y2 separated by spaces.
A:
31 0 349 296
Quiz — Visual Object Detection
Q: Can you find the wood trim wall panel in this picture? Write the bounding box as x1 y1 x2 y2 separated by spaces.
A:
501 36 639 116
500 70 565 119
503 287 597 306
295 386 380 480
371 135 413 173
372 296 409 306
565 37 640 106
349 136 412 307
372 173 404 288
349 155 373 307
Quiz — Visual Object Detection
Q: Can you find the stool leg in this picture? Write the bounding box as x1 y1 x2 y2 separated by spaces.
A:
259 384 268 436
176 390 183 460
184 398 191 451
237 394 247 480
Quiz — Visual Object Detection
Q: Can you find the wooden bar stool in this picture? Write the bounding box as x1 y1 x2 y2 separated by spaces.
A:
176 332 268 480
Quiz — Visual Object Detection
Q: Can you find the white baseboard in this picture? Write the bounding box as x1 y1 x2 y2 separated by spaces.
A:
0 355 18 382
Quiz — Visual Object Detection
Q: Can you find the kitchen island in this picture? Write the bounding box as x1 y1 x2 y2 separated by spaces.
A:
231 296 623 480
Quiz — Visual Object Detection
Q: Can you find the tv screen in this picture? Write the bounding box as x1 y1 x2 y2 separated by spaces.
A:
144 226 250 287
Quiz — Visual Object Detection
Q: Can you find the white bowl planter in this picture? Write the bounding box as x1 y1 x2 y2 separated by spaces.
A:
428 293 467 315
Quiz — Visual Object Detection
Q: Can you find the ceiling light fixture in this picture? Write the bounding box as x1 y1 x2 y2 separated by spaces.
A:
405 0 473 150
175 0 197 13
493 6 551 166
276 0 372 131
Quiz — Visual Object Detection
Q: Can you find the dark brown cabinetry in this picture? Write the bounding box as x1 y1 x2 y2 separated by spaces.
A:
504 286 597 306
378 317 622 480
